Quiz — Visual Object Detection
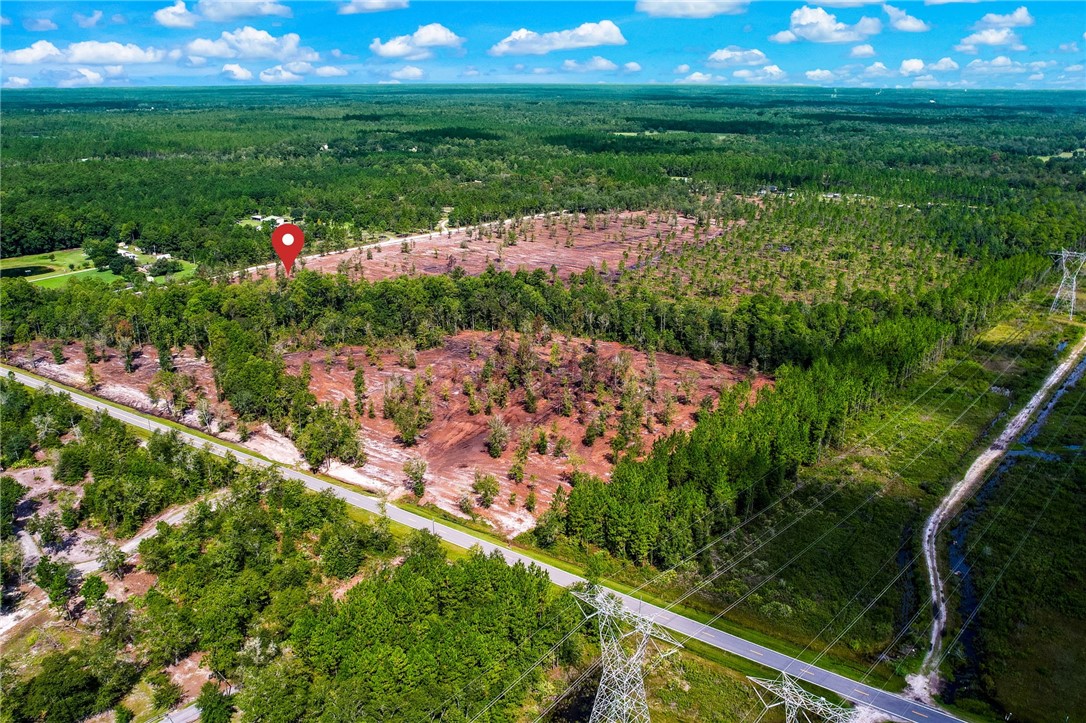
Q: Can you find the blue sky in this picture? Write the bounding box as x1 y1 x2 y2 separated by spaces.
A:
1 1 1083 89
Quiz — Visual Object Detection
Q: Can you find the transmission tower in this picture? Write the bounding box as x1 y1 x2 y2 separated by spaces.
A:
572 586 681 723
1050 249 1086 320
750 675 855 723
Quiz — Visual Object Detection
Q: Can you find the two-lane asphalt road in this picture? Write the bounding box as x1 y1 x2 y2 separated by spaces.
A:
3 364 962 723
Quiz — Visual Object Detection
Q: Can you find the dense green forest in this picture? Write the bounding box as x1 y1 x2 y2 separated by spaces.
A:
0 383 585 722
2 87 1083 269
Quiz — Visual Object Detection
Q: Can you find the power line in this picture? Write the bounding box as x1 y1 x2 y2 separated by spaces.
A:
571 585 681 723
1050 249 1086 319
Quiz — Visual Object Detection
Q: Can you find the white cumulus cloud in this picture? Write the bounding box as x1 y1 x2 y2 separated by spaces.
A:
635 1 748 18
927 56 959 71
370 23 464 60
805 68 834 81
66 41 166 64
707 45 767 66
315 65 348 77
196 1 291 21
956 27 1026 53
673 63 690 74
899 58 926 75
884 4 931 32
489 20 626 56
73 10 104 28
390 64 424 80
562 56 619 72
850 43 876 57
863 61 891 77
154 0 199 28
259 64 303 82
623 61 642 73
733 64 786 82
221 62 252 80
770 6 881 44
1 40 63 64
965 56 1027 74
975 6 1033 29
676 71 719 84
186 26 318 61
4 76 31 88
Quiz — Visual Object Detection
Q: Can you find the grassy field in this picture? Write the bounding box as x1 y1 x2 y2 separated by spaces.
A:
945 379 1086 723
517 291 1083 687
0 247 196 288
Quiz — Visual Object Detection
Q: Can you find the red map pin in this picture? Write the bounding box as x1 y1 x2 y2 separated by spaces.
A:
271 223 304 277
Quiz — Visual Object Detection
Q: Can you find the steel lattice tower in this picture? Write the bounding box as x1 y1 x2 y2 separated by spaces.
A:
750 675 855 723
572 586 680 723
1050 249 1086 320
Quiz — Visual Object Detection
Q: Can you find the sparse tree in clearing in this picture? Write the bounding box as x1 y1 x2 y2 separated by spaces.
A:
50 342 65 364
524 489 537 512
558 386 574 417
458 494 474 515
658 392 677 426
196 397 215 431
90 538 127 578
404 458 427 497
383 376 433 446
523 381 538 414
534 428 548 455
34 556 74 617
644 352 660 401
83 339 99 364
27 511 64 549
486 416 511 458
472 471 499 508
678 371 698 404
84 365 98 391
582 413 605 447
508 459 525 484
353 367 367 415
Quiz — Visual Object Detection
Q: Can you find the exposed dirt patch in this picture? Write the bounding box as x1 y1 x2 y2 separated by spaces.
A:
106 569 157 602
167 651 214 702
249 211 730 284
7 331 767 538
284 330 764 536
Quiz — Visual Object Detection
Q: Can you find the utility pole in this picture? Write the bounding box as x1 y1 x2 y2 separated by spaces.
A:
749 675 855 723
1050 249 1086 320
572 585 680 723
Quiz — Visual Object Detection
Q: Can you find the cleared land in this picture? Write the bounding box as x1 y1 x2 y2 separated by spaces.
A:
8 333 763 537
251 203 965 310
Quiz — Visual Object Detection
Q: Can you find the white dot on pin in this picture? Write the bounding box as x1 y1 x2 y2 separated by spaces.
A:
282 233 295 246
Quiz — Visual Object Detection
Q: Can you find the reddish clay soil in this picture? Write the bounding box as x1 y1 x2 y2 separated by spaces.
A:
249 211 732 284
167 651 215 702
7 333 767 537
